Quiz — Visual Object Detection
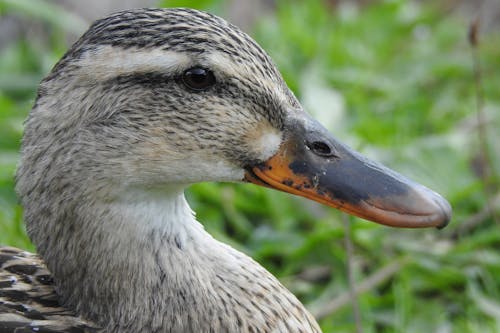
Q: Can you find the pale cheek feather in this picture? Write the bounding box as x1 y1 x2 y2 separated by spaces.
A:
156 158 245 183
244 121 283 161
255 130 282 160
76 45 191 81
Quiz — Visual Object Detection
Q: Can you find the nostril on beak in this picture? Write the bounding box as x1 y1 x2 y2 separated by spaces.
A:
306 141 336 157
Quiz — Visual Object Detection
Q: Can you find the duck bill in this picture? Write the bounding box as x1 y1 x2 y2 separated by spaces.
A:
244 117 451 229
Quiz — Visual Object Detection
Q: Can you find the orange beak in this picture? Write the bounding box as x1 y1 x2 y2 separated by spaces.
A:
245 117 451 228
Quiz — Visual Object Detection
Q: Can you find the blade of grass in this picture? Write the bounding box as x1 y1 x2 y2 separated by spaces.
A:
343 214 363 333
468 14 500 226
310 257 408 320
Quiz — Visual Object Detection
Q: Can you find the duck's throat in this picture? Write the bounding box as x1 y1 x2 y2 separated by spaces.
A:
41 187 213 330
31 186 320 332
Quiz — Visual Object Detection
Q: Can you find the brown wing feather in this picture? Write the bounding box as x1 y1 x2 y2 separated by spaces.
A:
0 247 99 332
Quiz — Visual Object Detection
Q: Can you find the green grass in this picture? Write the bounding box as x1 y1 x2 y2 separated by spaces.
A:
1 0 500 332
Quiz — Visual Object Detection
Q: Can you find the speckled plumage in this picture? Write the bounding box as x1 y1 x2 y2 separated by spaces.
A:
0 247 97 332
3 7 322 333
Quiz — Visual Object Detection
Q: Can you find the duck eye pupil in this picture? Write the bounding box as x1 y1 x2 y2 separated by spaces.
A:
182 67 216 91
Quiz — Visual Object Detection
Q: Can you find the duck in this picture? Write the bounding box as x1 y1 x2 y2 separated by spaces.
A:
0 7 451 333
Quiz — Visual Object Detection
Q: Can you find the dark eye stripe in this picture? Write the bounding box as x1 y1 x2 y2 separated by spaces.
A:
106 72 172 88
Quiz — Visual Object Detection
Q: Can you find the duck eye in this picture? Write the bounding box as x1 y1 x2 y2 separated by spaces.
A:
182 67 216 91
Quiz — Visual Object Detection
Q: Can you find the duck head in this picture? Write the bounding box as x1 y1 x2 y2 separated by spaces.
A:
19 8 450 230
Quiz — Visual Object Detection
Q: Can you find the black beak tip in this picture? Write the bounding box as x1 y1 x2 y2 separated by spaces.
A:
418 185 452 229
434 195 452 230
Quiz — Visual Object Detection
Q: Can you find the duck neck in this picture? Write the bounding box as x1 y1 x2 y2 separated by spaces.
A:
27 184 320 332
38 186 213 330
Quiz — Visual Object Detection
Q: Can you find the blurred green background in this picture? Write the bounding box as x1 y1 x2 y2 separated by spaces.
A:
0 0 499 332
